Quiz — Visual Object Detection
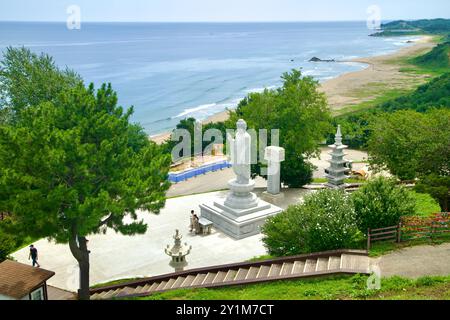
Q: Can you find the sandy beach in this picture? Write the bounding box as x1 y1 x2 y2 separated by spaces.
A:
151 36 436 144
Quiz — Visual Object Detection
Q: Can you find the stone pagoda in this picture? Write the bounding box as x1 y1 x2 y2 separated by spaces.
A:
165 230 192 272
325 125 350 188
200 119 282 239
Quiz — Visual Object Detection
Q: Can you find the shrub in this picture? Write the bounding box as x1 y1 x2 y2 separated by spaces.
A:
262 189 362 256
352 177 416 234
0 232 20 262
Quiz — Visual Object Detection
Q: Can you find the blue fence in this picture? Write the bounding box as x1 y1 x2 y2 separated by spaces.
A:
168 160 232 183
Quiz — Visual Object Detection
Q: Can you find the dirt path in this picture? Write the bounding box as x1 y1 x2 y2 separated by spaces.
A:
372 243 450 278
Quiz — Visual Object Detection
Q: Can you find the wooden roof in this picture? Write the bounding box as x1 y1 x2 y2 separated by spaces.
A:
0 260 55 299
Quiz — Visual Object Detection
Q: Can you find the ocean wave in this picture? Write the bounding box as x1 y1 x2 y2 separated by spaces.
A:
173 103 217 119
244 85 277 93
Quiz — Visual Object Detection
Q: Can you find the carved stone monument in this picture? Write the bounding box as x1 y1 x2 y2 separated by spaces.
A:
200 119 282 239
325 125 350 188
261 146 285 205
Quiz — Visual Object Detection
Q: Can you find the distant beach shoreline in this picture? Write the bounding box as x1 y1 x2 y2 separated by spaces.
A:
150 35 435 145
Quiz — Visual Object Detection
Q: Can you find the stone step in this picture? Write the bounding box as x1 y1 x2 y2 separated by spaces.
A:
235 268 249 281
268 264 282 277
90 252 370 299
164 278 176 290
341 254 369 272
316 258 329 272
303 259 317 273
327 256 341 270
172 277 186 289
149 282 160 292
94 291 109 300
224 270 238 282
94 291 107 299
192 274 207 286
245 267 260 280
139 284 152 294
212 271 227 284
133 286 144 295
156 281 167 291
256 265 270 278
202 272 217 285
180 275 196 288
280 262 294 276
292 261 305 274
117 287 135 297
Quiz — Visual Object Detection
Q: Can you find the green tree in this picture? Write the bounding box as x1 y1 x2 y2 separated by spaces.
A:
0 47 81 123
352 177 416 233
262 189 362 256
368 109 450 180
367 109 450 212
0 83 171 300
229 69 332 187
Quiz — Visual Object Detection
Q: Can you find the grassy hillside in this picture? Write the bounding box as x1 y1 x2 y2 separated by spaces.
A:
330 71 450 149
132 274 450 300
371 19 450 37
412 41 450 70
379 72 450 113
330 33 450 149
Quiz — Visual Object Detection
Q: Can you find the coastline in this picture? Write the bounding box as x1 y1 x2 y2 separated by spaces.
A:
150 35 436 144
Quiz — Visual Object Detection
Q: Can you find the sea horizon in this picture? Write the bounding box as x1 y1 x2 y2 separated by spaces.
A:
0 21 420 135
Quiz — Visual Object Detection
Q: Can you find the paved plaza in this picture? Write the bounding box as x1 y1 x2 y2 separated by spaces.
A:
12 189 309 292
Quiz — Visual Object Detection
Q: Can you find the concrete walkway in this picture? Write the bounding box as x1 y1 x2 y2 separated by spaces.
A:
372 243 450 278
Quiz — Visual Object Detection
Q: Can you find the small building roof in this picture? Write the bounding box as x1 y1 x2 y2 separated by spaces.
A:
0 260 55 299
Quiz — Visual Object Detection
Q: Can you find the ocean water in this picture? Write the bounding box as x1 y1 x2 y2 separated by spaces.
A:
0 21 419 135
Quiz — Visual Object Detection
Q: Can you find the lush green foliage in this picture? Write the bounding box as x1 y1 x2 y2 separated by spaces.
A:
328 110 378 149
379 73 450 113
0 220 22 261
413 42 450 70
333 71 450 149
371 19 450 36
0 46 81 123
136 274 450 300
352 178 416 233
229 69 332 187
367 109 450 180
161 117 228 159
0 47 172 299
261 189 362 256
0 82 171 242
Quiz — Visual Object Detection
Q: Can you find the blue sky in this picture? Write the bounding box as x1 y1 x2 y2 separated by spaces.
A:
1 0 449 22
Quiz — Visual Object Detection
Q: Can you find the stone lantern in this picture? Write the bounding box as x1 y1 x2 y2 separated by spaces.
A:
165 229 192 272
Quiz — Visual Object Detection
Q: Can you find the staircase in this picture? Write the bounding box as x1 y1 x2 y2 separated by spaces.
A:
90 249 369 300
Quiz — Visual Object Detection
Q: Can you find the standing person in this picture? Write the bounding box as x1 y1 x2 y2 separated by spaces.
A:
193 214 200 234
189 210 195 232
28 245 40 267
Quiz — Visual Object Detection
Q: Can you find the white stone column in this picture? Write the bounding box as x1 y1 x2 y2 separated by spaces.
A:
262 146 285 205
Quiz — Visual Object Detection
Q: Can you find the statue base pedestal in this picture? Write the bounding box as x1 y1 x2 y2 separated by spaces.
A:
200 198 282 239
261 192 285 206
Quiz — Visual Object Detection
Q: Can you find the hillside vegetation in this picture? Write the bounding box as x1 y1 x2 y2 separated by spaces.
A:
412 41 450 72
371 19 450 37
379 72 450 113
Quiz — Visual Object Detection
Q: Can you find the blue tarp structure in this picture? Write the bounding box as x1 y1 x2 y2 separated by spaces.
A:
168 160 231 183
